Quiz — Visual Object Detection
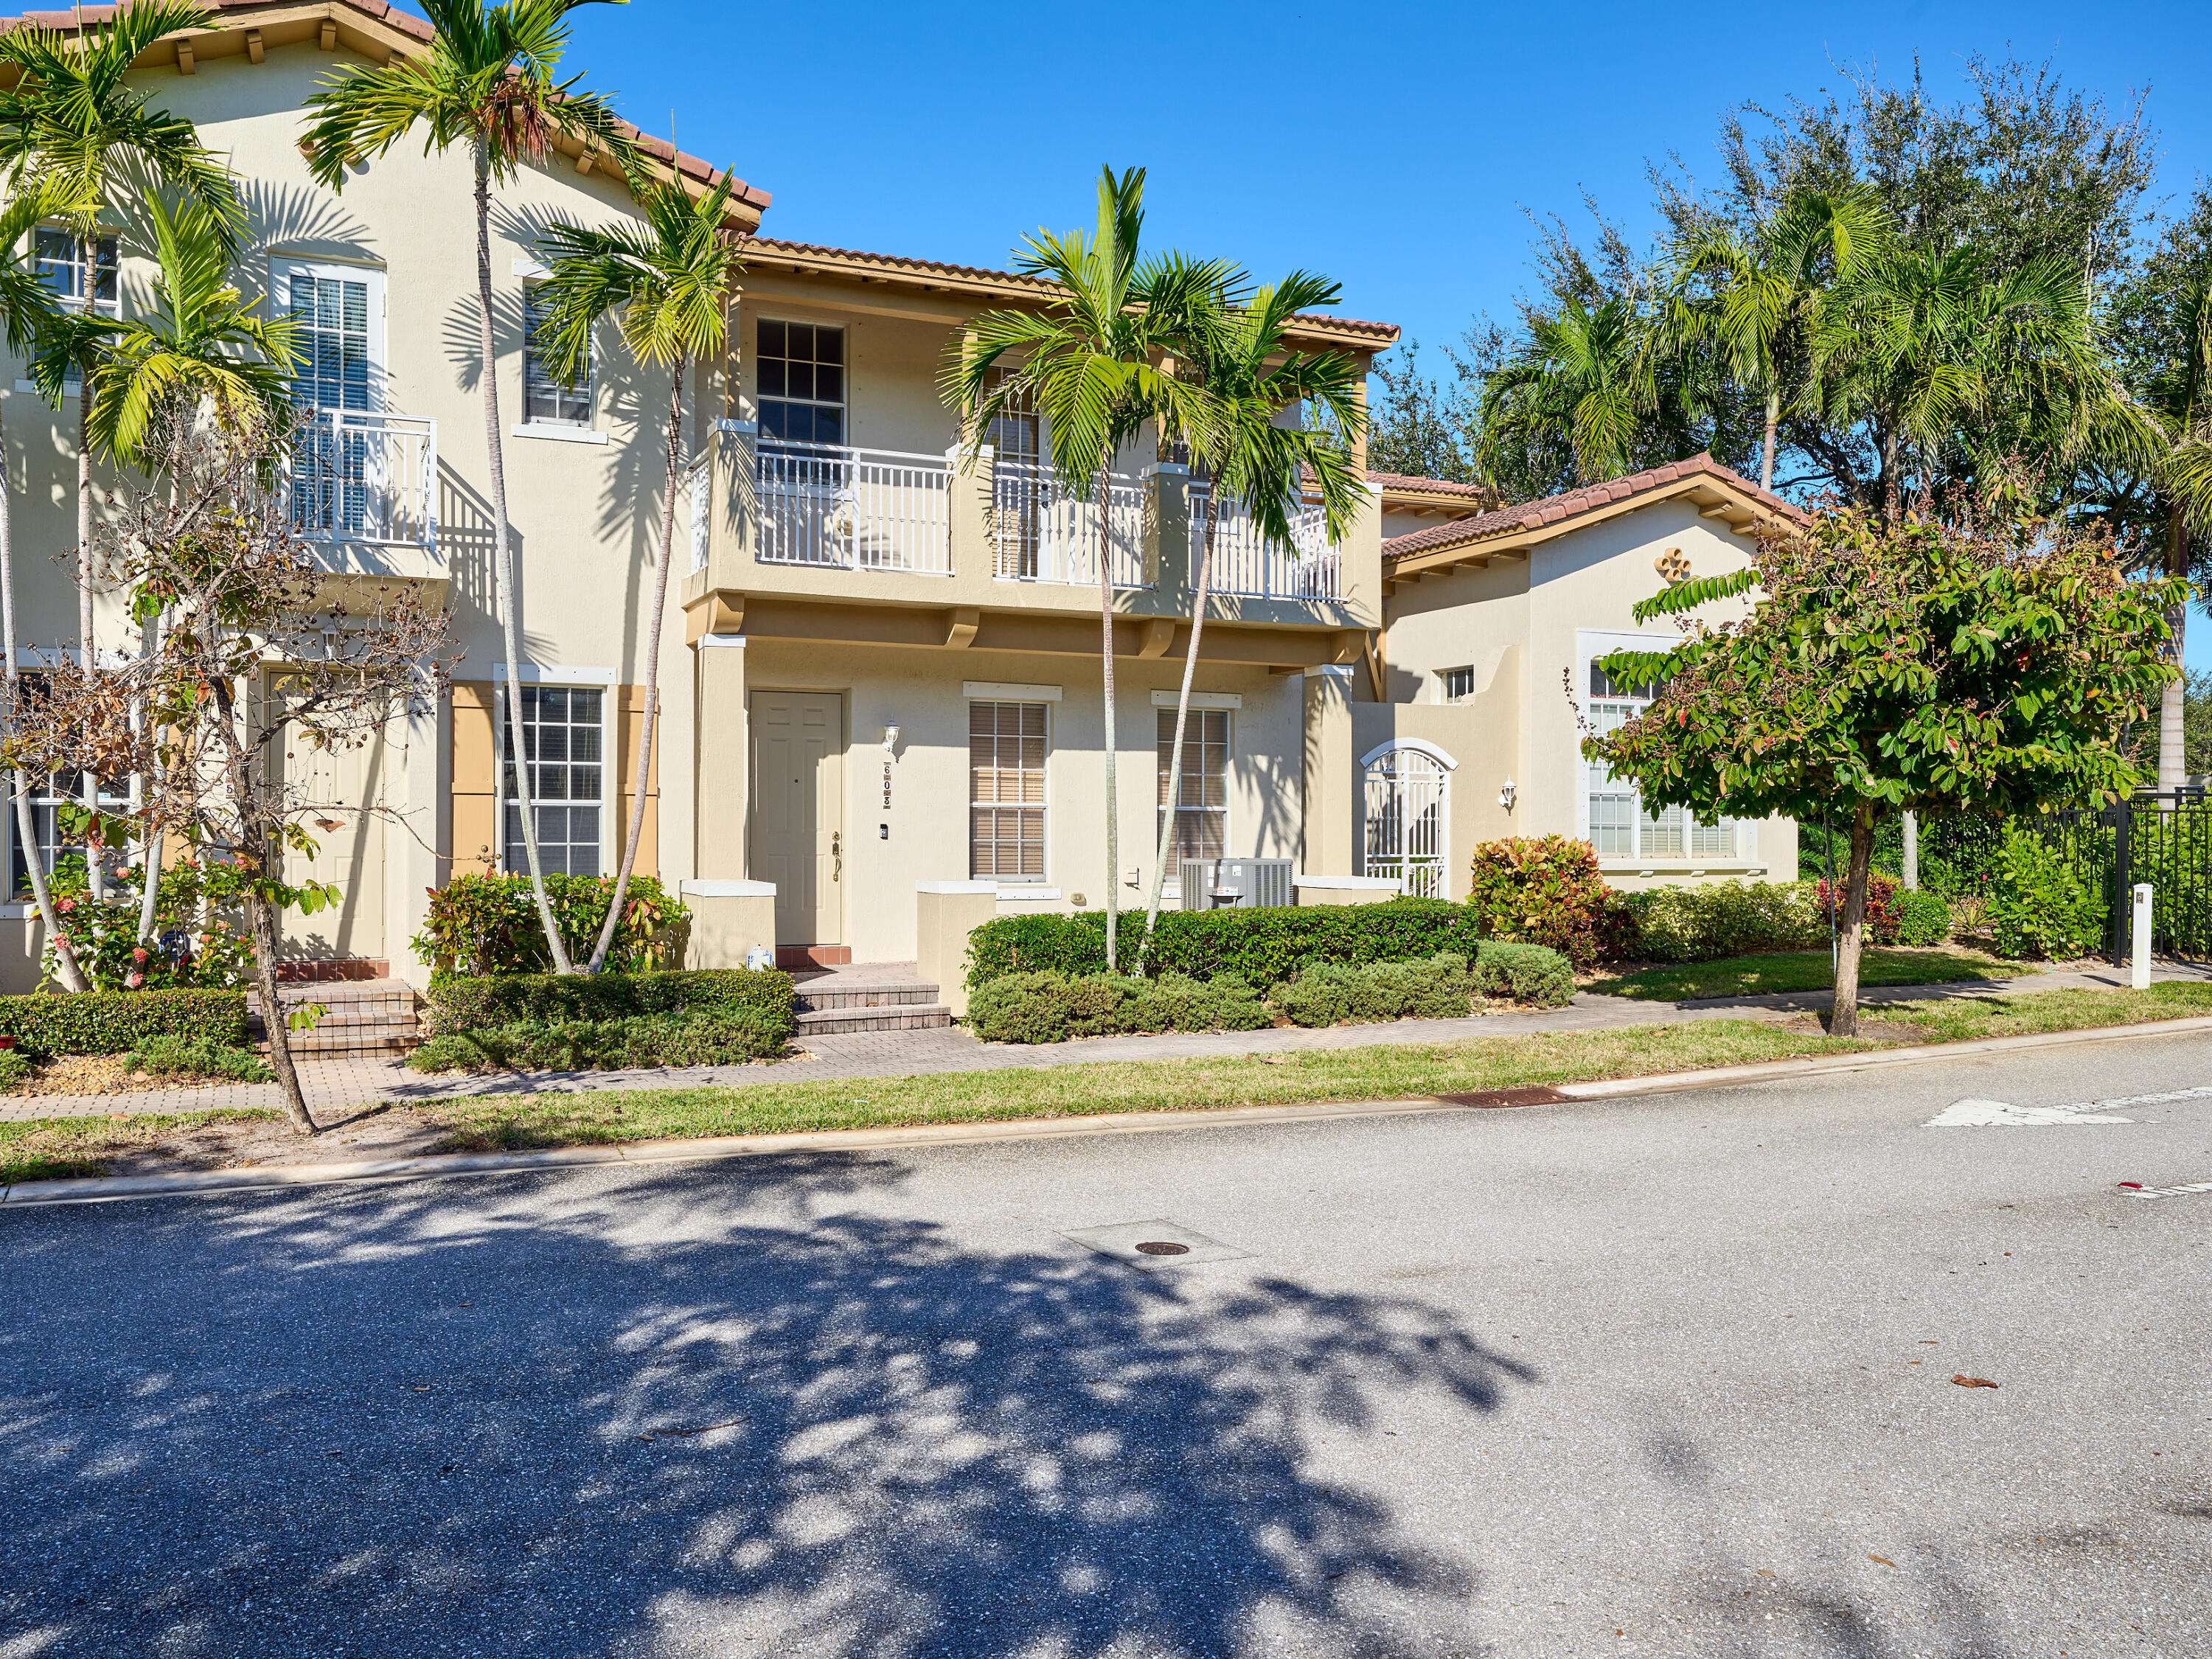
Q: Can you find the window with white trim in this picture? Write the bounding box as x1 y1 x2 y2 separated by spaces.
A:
757 319 845 445
1585 657 1738 858
1439 666 1475 703
970 700 1046 882
523 285 592 425
502 686 603 877
1158 707 1228 886
8 773 131 895
35 229 118 319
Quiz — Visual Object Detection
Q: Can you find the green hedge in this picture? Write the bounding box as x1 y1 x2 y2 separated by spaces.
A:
968 972 1272 1045
0 988 248 1057
1989 830 2105 960
408 1008 790 1074
411 873 690 977
1274 953 1474 1027
1893 888 1953 947
424 968 796 1039
1470 941 1577 1006
1624 880 1828 962
964 900 1484 990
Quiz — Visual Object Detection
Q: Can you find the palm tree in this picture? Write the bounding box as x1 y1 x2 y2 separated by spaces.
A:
943 167 1214 972
0 191 86 990
1812 246 2139 524
2138 274 2212 790
1478 293 1658 490
86 192 299 945
302 0 630 976
1664 189 1891 491
1137 268 1367 954
0 0 242 898
532 165 742 973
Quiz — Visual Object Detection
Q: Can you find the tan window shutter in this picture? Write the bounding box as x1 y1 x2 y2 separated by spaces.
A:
451 681 498 877
613 684 659 878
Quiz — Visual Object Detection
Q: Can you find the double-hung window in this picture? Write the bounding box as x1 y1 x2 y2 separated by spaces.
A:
1157 708 1228 886
1439 667 1475 703
756 319 845 447
502 685 604 877
8 775 131 897
523 285 592 425
1584 656 1739 859
34 229 118 389
970 701 1046 883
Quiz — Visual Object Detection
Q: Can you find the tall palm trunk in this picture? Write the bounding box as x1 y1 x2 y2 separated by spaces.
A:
0 400 87 990
1138 479 1216 957
1830 801 1877 1038
2159 500 2188 792
586 353 686 973
1881 426 1903 526
476 142 573 974
1759 383 1780 493
77 373 105 900
1094 453 1119 972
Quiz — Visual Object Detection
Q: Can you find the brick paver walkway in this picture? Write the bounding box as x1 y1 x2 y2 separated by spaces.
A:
10 961 2206 1124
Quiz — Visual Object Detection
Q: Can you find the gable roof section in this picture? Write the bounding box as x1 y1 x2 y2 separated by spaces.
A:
1381 453 1804 591
0 0 772 223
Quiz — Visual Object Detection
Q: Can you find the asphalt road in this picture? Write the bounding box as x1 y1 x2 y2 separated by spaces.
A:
4 1032 2210 1659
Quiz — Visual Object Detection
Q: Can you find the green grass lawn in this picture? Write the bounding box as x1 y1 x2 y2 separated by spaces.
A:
1587 947 2025 1002
7 981 2210 1185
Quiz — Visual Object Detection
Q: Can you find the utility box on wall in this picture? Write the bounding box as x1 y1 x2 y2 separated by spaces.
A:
1177 858 1295 911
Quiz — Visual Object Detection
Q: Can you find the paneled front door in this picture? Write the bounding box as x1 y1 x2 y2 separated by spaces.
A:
749 691 844 945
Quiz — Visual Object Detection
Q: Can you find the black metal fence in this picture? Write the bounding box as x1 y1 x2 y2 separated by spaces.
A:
2042 790 2212 964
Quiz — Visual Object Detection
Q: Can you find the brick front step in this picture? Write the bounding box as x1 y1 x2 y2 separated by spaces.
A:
248 978 422 1054
793 1003 953 1036
793 981 942 1013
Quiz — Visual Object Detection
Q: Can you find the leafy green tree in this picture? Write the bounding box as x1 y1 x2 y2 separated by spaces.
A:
1366 339 1477 482
1135 268 1367 953
1663 187 1889 492
943 167 1217 970
1584 504 2185 1034
0 0 243 887
1477 292 1660 490
302 0 630 976
532 165 743 973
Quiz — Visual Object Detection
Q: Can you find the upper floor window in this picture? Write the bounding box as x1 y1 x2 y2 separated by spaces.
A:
1439 667 1475 703
523 285 592 425
757 319 844 446
287 270 373 412
35 229 117 319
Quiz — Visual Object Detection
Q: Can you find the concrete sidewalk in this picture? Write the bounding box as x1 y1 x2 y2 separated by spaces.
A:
7 960 2206 1124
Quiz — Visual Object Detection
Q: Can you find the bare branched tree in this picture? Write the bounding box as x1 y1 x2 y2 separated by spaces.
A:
7 421 451 1133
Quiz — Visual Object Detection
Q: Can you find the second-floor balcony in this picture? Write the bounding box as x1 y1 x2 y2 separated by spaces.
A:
755 439 951 574
989 459 1147 588
285 408 438 561
1196 487 1342 601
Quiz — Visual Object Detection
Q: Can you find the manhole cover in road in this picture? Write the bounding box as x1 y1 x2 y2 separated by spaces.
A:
1435 1085 1571 1109
1060 1219 1251 1267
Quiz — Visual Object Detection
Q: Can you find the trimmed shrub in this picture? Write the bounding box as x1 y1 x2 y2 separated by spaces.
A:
1893 888 1953 947
1627 880 1827 963
1466 835 1630 969
407 1007 789 1073
0 988 248 1058
1470 940 1576 1007
411 873 690 977
967 971 1272 1045
123 1033 273 1082
964 900 1483 990
424 968 795 1040
1989 830 2105 961
1817 872 1904 946
1273 952 1475 1028
0 1048 32 1092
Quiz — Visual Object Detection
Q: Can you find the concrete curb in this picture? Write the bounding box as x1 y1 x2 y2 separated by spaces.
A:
7 1012 2212 1210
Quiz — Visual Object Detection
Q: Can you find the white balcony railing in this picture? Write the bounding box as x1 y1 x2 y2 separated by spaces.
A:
756 440 950 573
285 408 437 552
990 459 1147 588
1193 487 1340 600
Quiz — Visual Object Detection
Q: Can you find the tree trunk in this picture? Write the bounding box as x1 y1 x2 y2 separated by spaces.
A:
587 354 686 973
246 889 316 1134
1831 801 1877 1037
0 398 86 990
1759 383 1779 494
1881 427 1902 527
78 379 103 902
2158 500 2188 792
1094 454 1119 972
477 143 574 974
1139 476 1216 958
1901 809 1918 890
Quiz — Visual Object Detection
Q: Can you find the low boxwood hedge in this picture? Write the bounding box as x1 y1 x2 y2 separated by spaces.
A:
0 988 249 1058
964 900 1484 990
408 1007 790 1074
967 972 1272 1046
424 968 796 1040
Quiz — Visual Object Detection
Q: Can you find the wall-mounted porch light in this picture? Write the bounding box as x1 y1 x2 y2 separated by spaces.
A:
1499 777 1517 811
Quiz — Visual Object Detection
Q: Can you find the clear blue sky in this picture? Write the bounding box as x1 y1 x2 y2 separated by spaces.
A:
478 0 2212 665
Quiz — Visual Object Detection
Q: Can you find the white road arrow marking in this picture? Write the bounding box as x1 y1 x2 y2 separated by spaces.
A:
2129 1180 2212 1200
1924 1098 2135 1127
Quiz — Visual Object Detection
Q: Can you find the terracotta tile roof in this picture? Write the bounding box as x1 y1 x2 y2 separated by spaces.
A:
1382 453 1804 563
1369 470 1495 499
745 237 1398 341
0 0 772 210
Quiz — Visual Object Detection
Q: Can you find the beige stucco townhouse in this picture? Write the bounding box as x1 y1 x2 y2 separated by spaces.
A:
0 0 1804 1006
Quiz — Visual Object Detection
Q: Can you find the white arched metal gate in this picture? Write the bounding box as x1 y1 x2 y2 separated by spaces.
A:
1362 743 1453 897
